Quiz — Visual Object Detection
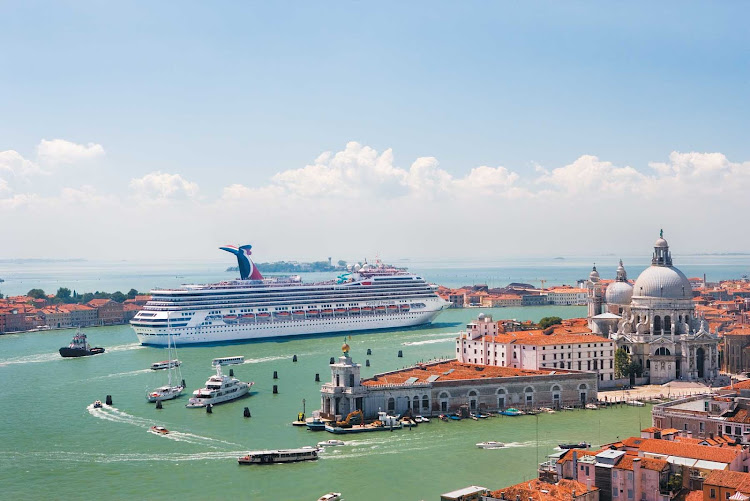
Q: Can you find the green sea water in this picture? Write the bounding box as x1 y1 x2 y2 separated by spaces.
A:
0 306 652 500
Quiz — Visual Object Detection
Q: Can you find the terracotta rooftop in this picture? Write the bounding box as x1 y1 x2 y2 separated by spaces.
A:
683 491 703 501
704 469 750 492
614 455 669 472
486 329 610 346
488 478 597 501
361 359 574 387
638 438 741 464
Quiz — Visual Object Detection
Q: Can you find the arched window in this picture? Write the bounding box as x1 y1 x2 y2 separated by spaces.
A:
655 347 671 356
664 315 671 333
524 386 534 406
551 385 561 392
497 388 506 409
422 395 429 409
551 385 561 406
413 396 419 410
653 315 662 333
336 374 340 386
349 374 354 387
578 384 588 390
387 397 395 412
439 391 450 412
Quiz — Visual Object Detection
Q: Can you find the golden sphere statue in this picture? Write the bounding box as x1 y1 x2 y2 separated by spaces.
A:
342 342 350 353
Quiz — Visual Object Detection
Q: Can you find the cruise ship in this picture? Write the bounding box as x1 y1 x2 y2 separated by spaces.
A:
130 245 449 346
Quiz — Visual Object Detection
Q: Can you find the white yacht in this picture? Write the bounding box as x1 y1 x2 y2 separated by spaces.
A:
317 439 345 447
131 244 449 346
186 365 252 408
147 327 184 402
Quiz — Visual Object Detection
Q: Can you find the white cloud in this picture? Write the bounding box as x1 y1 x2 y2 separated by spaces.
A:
536 154 648 195
0 149 45 178
129 171 199 200
37 139 105 166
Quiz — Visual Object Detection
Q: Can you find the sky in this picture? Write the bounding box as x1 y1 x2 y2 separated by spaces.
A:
1 1 748 263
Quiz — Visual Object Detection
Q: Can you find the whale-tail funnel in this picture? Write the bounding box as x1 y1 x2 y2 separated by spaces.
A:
220 244 264 280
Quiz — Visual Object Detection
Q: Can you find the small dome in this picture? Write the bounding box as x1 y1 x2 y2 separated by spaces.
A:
605 281 633 305
655 237 669 248
589 266 600 281
342 342 350 354
633 265 692 300
477 313 486 320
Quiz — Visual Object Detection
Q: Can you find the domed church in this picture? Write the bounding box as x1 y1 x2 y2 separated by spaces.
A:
587 231 719 384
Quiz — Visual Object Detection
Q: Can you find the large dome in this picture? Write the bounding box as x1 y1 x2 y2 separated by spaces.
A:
606 281 633 305
633 266 692 300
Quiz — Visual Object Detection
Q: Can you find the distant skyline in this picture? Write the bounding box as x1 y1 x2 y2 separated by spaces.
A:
1 2 748 261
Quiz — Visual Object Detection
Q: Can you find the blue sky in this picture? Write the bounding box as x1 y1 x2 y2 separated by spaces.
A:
1 2 748 260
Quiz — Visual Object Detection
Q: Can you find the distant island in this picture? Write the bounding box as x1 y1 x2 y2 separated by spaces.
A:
227 259 349 273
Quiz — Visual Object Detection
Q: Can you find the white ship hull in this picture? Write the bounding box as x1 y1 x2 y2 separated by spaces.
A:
135 307 443 346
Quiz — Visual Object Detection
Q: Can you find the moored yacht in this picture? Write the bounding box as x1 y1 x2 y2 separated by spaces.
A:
186 365 252 408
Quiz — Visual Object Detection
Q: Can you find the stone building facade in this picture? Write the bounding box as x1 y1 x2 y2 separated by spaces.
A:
319 345 598 421
588 232 720 384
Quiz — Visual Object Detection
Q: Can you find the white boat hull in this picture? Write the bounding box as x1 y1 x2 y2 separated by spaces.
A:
135 307 444 346
147 386 184 402
186 383 251 408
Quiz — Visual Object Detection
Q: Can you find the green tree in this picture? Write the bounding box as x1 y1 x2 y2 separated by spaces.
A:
127 288 139 299
27 288 46 299
0 291 4 299
626 361 643 378
337 259 347 267
81 292 95 303
614 348 630 378
56 287 72 302
111 291 127 303
538 316 563 330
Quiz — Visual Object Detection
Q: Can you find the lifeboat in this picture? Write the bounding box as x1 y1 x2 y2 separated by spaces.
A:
240 313 255 323
375 306 386 312
361 306 373 313
321 309 334 315
223 315 239 323
349 307 361 314
387 305 398 311
307 310 319 315
399 304 410 311
292 310 305 316
334 308 346 314
257 312 271 320
276 311 291 317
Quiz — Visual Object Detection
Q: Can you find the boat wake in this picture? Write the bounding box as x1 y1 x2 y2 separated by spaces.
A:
243 355 291 364
401 335 457 346
86 404 239 448
0 352 61 367
90 368 151 380
1 450 248 464
105 343 145 353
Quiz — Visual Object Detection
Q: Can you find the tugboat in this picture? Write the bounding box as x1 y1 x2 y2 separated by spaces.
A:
59 329 105 358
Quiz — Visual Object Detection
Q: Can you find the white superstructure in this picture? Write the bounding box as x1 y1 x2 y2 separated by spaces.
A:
186 365 252 408
131 255 449 346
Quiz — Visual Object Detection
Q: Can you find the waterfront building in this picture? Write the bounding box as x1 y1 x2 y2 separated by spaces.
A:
61 303 99 327
40 306 72 329
588 232 720 384
546 287 588 306
318 344 598 420
456 314 615 384
86 298 125 325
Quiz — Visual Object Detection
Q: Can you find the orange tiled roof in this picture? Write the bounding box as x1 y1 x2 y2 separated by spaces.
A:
486 329 609 346
87 299 113 307
683 491 703 501
638 438 741 464
614 455 669 472
361 360 572 387
488 478 597 501
703 469 750 490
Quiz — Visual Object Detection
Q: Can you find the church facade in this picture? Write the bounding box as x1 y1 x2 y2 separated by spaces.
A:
587 232 720 384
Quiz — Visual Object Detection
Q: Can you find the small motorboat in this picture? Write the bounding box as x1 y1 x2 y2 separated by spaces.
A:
438 414 449 422
585 403 599 410
559 442 589 450
317 493 342 501
93 400 103 409
150 359 181 370
500 408 524 416
414 415 430 423
150 426 169 435
476 441 505 449
317 439 345 447
449 415 461 421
